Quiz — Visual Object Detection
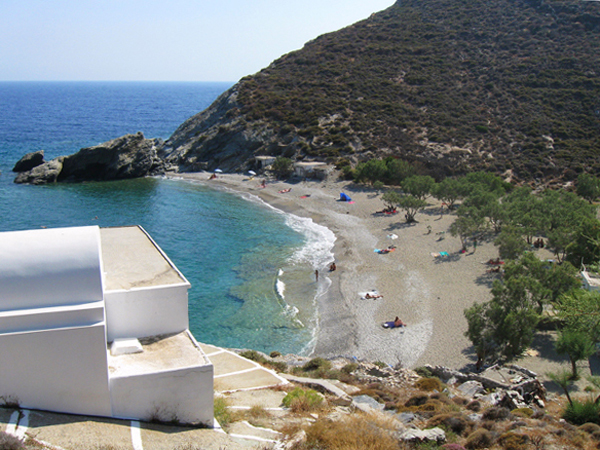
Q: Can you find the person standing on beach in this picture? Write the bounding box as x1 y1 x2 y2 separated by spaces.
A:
473 237 478 253
315 270 319 282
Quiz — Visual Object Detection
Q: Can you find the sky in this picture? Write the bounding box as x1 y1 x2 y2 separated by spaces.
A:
0 0 395 82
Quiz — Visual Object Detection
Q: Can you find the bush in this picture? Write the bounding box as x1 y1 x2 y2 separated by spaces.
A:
302 357 332 372
282 387 323 413
269 351 281 358
578 422 600 441
341 363 358 374
465 428 494 449
414 377 444 392
482 406 511 421
511 407 534 418
414 366 433 377
427 413 473 436
563 399 600 425
497 432 529 450
271 156 294 179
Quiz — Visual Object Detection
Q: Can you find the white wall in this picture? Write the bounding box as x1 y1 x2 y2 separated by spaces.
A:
110 365 214 425
0 301 105 335
105 285 189 341
0 226 103 311
0 324 112 417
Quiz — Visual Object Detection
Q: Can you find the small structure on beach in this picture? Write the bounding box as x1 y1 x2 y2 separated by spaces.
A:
293 161 331 180
581 268 600 292
0 225 213 425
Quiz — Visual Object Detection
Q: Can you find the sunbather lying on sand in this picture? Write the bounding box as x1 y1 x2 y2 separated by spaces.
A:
365 292 383 299
382 317 406 328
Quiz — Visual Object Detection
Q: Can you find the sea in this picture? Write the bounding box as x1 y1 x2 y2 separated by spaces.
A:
0 81 335 355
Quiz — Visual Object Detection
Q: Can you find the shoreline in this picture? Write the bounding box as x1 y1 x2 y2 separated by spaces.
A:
169 171 578 377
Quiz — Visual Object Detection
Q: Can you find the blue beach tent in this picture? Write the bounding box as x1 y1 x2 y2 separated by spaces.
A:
340 192 352 202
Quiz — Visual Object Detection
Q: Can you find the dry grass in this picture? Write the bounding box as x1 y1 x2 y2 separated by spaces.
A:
294 413 400 450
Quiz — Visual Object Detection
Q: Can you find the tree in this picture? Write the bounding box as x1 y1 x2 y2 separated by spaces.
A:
494 226 528 260
463 278 539 364
354 159 387 185
402 175 436 201
271 156 294 179
384 158 414 186
488 278 539 359
502 253 580 314
433 177 469 211
576 173 600 204
381 190 402 210
565 217 600 267
397 195 427 222
556 289 600 344
449 210 485 250
547 370 575 406
503 187 547 244
464 302 496 369
555 328 596 379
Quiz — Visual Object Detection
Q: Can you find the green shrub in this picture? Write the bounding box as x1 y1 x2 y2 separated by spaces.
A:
414 366 433 378
240 350 267 364
511 407 534 418
282 387 323 412
302 357 332 372
342 363 358 374
563 399 600 425
269 351 281 358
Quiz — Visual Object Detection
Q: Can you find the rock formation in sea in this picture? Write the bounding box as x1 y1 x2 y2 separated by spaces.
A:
14 133 164 185
13 150 45 173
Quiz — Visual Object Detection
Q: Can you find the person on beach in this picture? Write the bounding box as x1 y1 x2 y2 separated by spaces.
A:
365 292 383 299
329 262 336 272
472 237 477 253
315 269 319 282
382 316 406 328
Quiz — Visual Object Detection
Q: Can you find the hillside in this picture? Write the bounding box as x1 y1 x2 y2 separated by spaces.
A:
160 0 600 184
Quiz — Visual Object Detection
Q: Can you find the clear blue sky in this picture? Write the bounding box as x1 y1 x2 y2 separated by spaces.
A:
1 0 395 82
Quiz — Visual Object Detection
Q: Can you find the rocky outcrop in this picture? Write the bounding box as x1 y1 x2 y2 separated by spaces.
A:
159 86 276 174
14 157 65 185
13 150 45 172
14 133 164 185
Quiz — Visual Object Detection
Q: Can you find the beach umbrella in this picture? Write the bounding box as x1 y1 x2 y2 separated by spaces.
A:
214 169 223 173
248 170 257 176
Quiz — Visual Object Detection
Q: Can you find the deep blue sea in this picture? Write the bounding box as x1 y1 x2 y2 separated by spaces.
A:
0 82 333 355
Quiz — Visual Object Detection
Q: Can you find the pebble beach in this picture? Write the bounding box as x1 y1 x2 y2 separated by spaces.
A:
172 171 584 380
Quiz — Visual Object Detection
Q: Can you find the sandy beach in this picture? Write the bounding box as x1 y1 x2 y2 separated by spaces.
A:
170 171 592 381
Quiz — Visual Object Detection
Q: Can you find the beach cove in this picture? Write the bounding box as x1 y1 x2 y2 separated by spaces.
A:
170 171 587 381
172 172 508 370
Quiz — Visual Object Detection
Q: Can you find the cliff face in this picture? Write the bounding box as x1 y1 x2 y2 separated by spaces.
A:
161 0 600 183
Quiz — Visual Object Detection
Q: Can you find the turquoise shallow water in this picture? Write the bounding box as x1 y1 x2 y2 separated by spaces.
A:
0 82 333 354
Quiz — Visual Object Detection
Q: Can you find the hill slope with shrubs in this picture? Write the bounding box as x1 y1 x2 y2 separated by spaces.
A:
161 0 600 184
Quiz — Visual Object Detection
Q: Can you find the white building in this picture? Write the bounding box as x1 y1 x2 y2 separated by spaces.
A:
0 225 213 425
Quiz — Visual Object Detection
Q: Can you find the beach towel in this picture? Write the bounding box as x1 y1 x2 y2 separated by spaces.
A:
387 234 398 240
374 248 395 254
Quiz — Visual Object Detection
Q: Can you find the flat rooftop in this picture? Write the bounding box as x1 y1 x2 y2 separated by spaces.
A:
100 226 189 291
107 332 209 377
